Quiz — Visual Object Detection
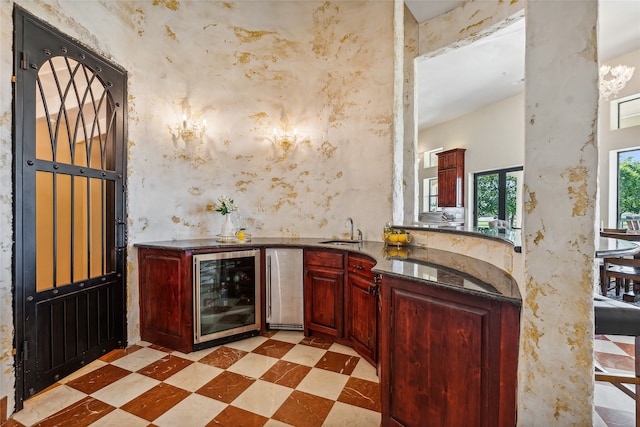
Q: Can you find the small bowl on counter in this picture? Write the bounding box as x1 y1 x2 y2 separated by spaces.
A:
382 230 411 247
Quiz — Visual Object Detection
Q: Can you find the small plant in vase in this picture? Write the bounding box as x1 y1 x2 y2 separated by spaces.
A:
215 195 238 237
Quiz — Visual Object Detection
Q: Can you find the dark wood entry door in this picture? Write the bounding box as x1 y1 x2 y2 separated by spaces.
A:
13 7 127 409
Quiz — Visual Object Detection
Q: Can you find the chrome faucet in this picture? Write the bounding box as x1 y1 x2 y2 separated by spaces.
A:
346 217 354 240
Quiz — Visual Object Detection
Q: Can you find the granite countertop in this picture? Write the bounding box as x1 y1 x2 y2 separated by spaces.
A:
397 223 523 252
134 237 522 304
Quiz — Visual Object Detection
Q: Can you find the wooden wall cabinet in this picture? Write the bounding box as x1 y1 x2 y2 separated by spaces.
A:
345 254 378 365
303 250 345 337
380 275 520 427
436 148 466 208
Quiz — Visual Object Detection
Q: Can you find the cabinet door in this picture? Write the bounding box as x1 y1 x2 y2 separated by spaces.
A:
138 248 193 353
304 266 344 337
380 276 515 427
438 169 456 207
346 273 377 363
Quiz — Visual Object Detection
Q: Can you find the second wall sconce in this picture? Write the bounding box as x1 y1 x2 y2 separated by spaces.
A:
271 127 302 152
176 114 208 142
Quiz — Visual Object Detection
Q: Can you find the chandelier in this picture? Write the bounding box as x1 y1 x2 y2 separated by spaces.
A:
599 64 635 100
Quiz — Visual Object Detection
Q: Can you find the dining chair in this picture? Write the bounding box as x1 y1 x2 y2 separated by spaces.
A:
602 257 640 301
628 220 640 234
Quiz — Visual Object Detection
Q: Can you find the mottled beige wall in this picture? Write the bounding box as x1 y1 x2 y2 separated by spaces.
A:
411 0 599 425
521 1 598 423
0 0 394 416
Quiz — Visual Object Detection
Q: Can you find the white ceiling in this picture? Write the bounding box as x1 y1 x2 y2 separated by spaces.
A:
405 0 640 130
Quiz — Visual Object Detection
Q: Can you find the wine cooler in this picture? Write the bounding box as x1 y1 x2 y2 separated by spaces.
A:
193 249 260 348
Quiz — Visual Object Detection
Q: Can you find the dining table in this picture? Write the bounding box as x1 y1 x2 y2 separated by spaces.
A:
597 236 640 258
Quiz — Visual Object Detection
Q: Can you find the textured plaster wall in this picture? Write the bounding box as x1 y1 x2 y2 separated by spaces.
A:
521 1 598 423
413 0 599 424
0 0 394 416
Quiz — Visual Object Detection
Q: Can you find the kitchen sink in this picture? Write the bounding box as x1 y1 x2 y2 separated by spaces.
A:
319 240 361 245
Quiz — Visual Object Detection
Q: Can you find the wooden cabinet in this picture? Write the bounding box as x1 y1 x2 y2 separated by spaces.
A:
380 275 519 427
345 254 378 364
303 250 345 337
436 148 466 207
138 248 193 353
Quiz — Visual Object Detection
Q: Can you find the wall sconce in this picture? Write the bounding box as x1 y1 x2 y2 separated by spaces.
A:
271 127 301 152
176 114 207 142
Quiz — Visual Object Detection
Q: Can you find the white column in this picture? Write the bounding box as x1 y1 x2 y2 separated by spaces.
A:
519 1 599 424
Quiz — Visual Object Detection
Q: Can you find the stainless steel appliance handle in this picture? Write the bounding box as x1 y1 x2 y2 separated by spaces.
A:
267 255 272 319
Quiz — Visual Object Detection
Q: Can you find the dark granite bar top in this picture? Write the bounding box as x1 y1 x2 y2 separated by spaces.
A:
395 224 640 258
394 224 523 252
134 237 522 304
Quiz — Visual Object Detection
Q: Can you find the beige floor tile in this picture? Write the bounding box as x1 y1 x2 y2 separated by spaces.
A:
296 368 349 401
232 379 292 418
321 401 381 426
90 372 159 407
351 358 379 383
164 362 224 392
87 408 148 427
12 385 86 426
171 345 218 361
224 335 268 352
270 330 305 344
281 344 326 367
265 419 296 427
227 352 278 379
111 346 167 372
328 342 359 357
153 393 227 427
58 359 108 384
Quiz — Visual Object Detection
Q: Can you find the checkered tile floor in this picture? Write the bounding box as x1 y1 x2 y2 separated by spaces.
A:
7 331 380 427
5 332 635 426
595 334 637 426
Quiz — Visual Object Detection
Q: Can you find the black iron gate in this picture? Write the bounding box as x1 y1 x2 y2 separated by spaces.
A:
13 6 127 409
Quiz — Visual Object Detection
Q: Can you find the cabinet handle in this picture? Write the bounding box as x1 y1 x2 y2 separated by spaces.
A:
354 264 364 270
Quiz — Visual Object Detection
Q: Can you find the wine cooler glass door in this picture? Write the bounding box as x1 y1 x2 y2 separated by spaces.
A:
194 250 260 344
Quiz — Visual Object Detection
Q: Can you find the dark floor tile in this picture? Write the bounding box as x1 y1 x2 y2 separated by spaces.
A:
271 390 334 427
260 360 311 388
261 330 279 338
300 336 333 350
338 377 381 412
3 419 26 427
98 345 143 363
199 346 248 369
207 405 268 427
595 351 635 372
32 396 114 427
137 354 193 381
252 339 295 359
196 371 255 404
66 364 131 394
120 382 190 422
314 351 359 375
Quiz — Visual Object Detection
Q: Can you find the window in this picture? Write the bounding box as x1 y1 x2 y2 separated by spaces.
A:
422 178 438 212
474 167 523 228
611 94 640 130
423 148 442 169
617 148 640 227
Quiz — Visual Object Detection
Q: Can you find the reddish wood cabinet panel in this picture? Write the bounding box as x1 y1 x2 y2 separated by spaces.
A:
138 248 193 353
436 148 465 208
380 275 519 427
304 250 344 337
345 254 378 364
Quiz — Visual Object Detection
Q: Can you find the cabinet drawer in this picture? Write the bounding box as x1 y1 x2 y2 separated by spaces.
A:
305 250 344 269
348 254 376 280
